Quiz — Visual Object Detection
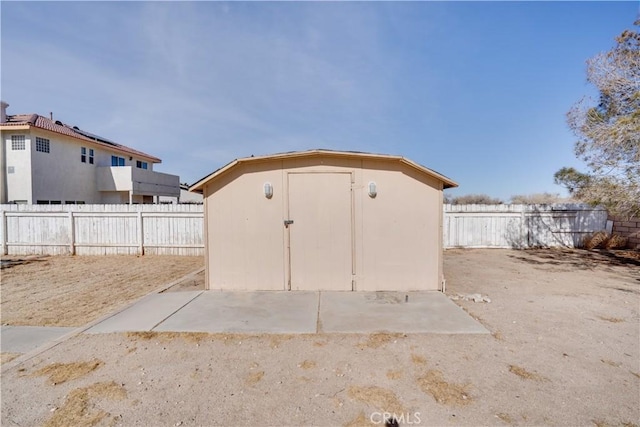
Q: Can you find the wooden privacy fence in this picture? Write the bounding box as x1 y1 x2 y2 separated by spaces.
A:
0 204 204 256
443 204 609 249
0 203 610 256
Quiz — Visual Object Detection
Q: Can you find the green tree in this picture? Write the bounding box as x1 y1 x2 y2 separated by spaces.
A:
555 20 640 218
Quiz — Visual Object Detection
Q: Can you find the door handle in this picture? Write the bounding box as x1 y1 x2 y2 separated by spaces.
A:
284 220 294 228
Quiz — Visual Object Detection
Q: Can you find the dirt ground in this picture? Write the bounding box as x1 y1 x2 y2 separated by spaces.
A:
1 249 639 426
0 255 203 327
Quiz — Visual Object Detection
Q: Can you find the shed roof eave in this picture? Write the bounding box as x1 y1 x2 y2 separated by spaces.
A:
189 149 458 192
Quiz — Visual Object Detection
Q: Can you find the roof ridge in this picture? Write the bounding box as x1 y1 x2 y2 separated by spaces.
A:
190 149 458 191
1 112 161 162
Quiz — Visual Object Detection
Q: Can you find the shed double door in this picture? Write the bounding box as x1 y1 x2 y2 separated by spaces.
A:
287 172 353 291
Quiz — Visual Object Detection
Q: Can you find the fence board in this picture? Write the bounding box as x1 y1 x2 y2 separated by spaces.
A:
1 203 610 255
0 205 206 256
443 204 608 248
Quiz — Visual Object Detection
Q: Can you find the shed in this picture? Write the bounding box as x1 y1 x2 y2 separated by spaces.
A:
190 149 457 292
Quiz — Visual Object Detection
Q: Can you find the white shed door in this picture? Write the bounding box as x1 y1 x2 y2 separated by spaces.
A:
287 173 353 291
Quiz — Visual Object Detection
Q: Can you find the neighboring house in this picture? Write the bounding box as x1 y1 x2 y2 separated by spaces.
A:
159 184 203 204
191 149 458 292
0 102 180 204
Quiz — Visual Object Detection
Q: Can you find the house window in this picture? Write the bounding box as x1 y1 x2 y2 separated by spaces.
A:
111 155 125 166
136 160 148 170
35 137 50 153
81 147 94 163
11 135 25 150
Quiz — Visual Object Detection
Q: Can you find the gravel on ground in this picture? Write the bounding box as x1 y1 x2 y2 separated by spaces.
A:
1 249 638 426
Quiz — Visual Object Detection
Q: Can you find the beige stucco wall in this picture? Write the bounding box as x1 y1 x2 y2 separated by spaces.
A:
203 156 444 291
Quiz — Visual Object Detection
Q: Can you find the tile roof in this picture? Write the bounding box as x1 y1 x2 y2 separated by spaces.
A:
1 114 161 162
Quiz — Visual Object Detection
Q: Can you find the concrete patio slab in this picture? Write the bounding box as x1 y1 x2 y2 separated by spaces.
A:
81 290 487 335
85 291 203 334
154 291 319 334
319 291 489 334
1 326 76 353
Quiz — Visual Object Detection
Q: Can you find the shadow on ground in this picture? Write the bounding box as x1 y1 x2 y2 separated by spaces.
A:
0 256 50 270
509 248 640 270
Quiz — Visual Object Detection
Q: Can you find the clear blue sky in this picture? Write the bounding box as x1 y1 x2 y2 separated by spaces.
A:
2 2 637 200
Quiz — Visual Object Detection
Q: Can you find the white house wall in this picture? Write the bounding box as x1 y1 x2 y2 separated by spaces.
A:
2 132 33 203
30 129 101 203
1 126 175 204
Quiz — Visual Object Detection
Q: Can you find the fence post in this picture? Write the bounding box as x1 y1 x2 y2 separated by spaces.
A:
520 207 526 248
138 210 144 255
1 209 6 255
69 210 76 255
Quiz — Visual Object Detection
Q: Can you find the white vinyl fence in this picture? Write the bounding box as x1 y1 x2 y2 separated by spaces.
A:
443 204 609 249
0 203 609 256
0 204 204 256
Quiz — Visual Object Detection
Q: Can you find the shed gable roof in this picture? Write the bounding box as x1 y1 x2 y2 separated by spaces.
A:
190 149 458 192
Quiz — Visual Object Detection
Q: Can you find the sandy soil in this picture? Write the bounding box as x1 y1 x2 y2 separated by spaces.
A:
0 255 203 327
164 270 205 293
1 249 638 426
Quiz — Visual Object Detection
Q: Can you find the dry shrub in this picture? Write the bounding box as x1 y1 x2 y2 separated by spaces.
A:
411 354 427 365
245 371 265 386
1 353 21 365
44 381 126 427
583 231 628 249
417 370 471 406
344 411 374 427
508 365 545 381
598 315 624 323
125 331 209 343
386 370 403 380
34 359 103 385
347 386 404 413
492 331 505 341
298 360 316 369
605 234 628 249
357 333 404 349
496 413 514 424
126 331 300 346
269 335 293 348
584 231 609 249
